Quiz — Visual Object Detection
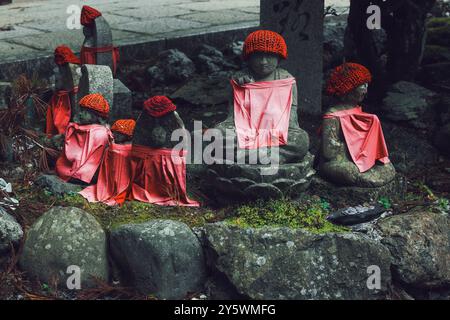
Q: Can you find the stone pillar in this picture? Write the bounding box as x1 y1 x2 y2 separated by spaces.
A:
94 16 115 73
112 79 132 123
260 0 324 115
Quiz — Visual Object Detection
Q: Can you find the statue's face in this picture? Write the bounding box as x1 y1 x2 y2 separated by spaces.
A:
78 109 99 125
113 131 131 144
248 52 279 78
344 83 369 104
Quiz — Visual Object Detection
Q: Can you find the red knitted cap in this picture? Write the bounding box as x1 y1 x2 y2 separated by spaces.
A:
326 63 372 97
243 30 287 60
143 96 177 118
54 45 80 65
81 5 102 27
79 93 110 118
111 119 136 137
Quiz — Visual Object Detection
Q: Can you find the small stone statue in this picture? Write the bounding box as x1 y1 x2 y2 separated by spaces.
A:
46 45 81 136
56 93 113 184
216 30 309 164
80 5 119 76
80 119 135 206
318 62 396 187
129 96 199 207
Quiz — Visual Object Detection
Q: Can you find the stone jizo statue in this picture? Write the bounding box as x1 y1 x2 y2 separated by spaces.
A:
318 62 396 187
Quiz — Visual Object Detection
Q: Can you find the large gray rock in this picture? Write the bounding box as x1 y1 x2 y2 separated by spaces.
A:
203 223 392 300
35 174 82 196
377 210 450 289
0 206 23 254
147 49 195 85
110 220 206 299
382 81 438 127
19 207 108 288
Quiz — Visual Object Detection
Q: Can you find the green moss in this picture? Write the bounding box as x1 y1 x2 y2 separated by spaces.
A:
226 197 350 234
16 185 222 230
427 17 450 47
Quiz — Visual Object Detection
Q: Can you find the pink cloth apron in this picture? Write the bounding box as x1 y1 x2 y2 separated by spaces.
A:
323 106 390 173
56 123 113 183
129 144 200 207
231 77 296 149
79 143 132 206
46 87 78 135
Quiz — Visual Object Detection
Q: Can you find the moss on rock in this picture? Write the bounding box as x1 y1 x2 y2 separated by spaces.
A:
226 197 350 233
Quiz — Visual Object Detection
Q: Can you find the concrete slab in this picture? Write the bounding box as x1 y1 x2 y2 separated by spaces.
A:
119 17 210 36
176 0 260 12
0 40 41 60
180 9 259 25
109 6 193 19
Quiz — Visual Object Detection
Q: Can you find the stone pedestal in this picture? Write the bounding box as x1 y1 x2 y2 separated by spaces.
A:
260 0 324 115
309 175 406 205
202 152 315 205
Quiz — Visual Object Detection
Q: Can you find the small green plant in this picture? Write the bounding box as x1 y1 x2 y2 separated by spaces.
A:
227 197 349 233
378 197 391 210
434 197 449 215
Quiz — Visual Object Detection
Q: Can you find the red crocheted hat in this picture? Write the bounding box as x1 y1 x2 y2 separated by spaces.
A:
80 5 102 27
326 63 372 97
54 45 80 65
143 96 177 118
111 119 136 137
243 30 288 60
79 93 110 118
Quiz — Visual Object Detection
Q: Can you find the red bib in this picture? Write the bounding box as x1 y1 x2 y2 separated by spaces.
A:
324 106 390 172
46 87 77 135
80 45 120 75
79 143 132 206
129 144 200 207
56 123 113 183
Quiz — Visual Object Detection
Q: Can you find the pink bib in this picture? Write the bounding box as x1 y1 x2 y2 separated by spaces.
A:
324 106 390 172
231 77 296 149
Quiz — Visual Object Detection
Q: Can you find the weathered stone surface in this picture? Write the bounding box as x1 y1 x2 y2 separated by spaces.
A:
110 220 206 299
111 79 132 123
76 64 114 120
194 44 238 74
35 174 82 196
94 16 115 73
203 223 392 299
172 73 230 107
261 0 324 115
147 49 195 85
323 15 347 70
310 175 406 205
377 210 450 289
382 81 438 125
203 153 315 204
0 206 23 254
382 121 440 173
19 207 108 288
